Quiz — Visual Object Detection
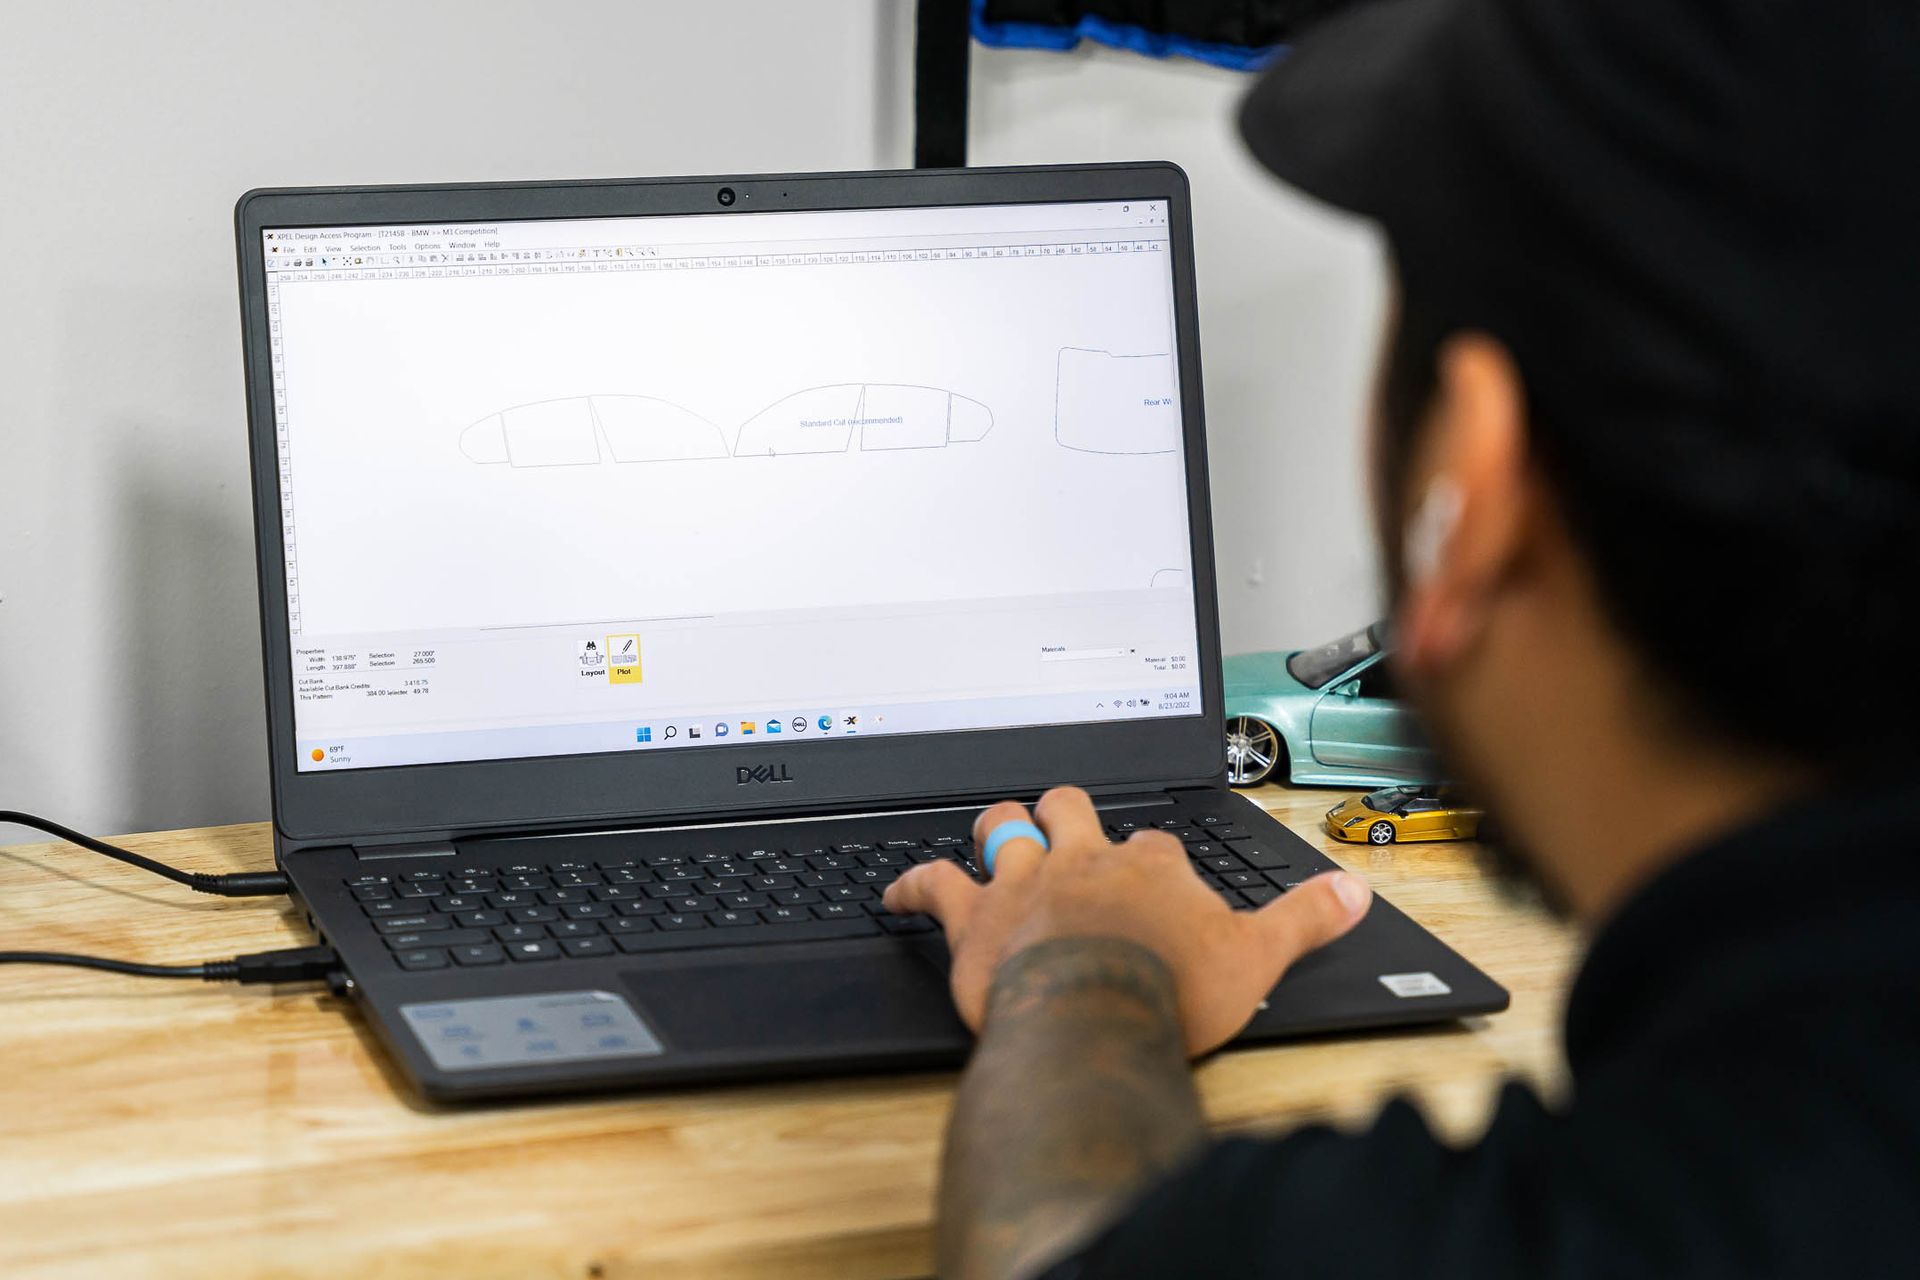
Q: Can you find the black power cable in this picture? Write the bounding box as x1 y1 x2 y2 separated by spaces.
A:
0 809 290 896
0 946 340 984
2 810 334 983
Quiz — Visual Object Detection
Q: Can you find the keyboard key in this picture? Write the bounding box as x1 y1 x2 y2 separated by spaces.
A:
552 870 603 887
595 858 640 870
1241 884 1281 907
642 853 686 867
493 924 546 943
657 913 706 931
560 936 615 958
613 915 877 954
879 913 937 935
1209 825 1249 841
394 948 449 971
485 891 538 909
449 877 497 894
746 874 795 890
507 905 561 923
394 882 445 898
539 887 590 905
708 910 759 928
590 884 643 900
1228 841 1292 870
1222 870 1263 889
601 868 648 884
717 891 770 910
374 914 443 934
823 885 874 902
384 928 490 950
859 851 905 867
360 900 411 917
770 888 822 906
505 939 560 962
833 842 873 854
1264 871 1301 890
664 895 717 914
799 870 847 887
1201 854 1247 874
760 905 810 924
547 860 596 872
813 902 864 920
452 908 506 928
561 902 614 919
547 920 602 938
350 885 393 902
607 916 656 934
432 894 488 913
1193 814 1229 827
808 853 857 871
928 835 969 847
453 944 505 966
400 870 446 881
703 863 749 879
878 840 919 851
345 874 390 886
615 898 667 916
498 874 549 890
737 846 785 861
1107 818 1144 834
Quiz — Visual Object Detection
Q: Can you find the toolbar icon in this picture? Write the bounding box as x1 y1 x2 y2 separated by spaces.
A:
635 726 653 744
714 722 729 738
766 719 782 734
793 717 807 733
817 715 832 731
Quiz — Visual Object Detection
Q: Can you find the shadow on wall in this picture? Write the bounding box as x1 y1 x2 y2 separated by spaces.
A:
113 425 270 834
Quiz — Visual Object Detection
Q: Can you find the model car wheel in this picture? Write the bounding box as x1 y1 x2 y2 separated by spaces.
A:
1225 717 1284 787
1368 820 1396 845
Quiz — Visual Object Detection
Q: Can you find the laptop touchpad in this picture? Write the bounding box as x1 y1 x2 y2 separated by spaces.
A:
619 948 968 1053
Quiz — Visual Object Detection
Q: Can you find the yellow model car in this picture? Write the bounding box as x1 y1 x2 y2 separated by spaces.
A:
1326 786 1484 845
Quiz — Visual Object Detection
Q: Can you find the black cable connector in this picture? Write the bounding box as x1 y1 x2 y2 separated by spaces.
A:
0 809 291 897
0 944 341 984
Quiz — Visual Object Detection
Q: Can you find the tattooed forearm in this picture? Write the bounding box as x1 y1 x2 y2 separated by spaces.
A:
937 938 1206 1280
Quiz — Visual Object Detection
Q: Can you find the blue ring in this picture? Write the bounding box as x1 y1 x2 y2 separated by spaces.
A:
982 820 1050 875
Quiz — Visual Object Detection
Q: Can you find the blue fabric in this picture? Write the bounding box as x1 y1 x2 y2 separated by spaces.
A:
971 0 1284 71
981 819 1050 874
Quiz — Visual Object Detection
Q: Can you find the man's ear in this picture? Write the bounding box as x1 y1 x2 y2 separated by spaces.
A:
1394 333 1531 678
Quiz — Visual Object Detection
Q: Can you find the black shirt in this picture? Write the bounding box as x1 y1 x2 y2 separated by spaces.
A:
1044 784 1920 1277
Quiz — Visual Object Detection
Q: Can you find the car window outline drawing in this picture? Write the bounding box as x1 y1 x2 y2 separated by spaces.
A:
459 384 994 468
1053 347 1181 456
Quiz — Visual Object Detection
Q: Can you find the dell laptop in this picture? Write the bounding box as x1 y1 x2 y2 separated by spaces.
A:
233 163 1506 1102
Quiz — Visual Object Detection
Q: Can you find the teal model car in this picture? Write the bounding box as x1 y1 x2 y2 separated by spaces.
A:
1223 622 1441 788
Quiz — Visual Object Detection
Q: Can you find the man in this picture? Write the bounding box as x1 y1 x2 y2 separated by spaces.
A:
882 1 1920 1276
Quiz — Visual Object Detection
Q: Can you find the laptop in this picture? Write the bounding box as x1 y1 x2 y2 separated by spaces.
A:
233 163 1507 1102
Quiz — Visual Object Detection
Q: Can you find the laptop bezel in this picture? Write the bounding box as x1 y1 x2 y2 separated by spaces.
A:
235 163 1226 844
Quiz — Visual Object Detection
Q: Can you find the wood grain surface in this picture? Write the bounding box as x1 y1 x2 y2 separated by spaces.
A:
0 787 1580 1279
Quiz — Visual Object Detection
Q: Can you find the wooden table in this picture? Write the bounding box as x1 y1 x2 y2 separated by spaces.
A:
0 787 1579 1279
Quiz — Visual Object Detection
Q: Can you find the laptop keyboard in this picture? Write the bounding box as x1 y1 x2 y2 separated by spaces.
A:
342 809 1301 971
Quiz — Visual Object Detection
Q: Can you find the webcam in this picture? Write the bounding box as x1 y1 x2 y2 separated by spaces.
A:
716 186 737 207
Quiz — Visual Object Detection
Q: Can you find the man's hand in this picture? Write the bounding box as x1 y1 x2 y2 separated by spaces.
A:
884 786 1373 1056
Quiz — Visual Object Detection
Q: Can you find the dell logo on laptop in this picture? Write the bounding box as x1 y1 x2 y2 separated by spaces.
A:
737 763 794 785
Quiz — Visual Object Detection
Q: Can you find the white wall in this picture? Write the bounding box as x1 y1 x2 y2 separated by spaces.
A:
1 7 1384 840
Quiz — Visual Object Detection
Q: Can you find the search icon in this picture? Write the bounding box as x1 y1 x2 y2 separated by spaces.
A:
664 725 677 739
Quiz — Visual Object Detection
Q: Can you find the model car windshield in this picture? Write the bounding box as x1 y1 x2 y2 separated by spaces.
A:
1362 786 1421 812
1286 624 1383 689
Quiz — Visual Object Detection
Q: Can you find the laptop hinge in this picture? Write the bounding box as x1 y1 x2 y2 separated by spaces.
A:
354 840 458 862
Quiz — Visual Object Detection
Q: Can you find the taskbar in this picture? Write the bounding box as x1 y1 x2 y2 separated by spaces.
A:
297 686 1198 772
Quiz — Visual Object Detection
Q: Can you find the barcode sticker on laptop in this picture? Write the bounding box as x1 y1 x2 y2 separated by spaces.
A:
1378 972 1452 998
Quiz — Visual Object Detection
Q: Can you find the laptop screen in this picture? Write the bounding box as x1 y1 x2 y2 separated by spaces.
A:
260 198 1202 772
